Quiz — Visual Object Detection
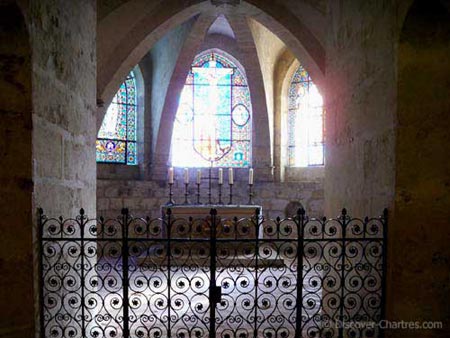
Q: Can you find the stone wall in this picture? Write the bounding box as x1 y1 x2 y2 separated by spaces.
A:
0 1 97 337
323 0 450 336
29 0 97 337
389 1 450 336
97 171 324 220
31 0 97 217
324 1 397 216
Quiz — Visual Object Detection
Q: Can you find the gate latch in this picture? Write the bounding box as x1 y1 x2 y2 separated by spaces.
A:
210 285 222 305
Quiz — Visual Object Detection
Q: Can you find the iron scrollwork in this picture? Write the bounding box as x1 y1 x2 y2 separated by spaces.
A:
39 207 387 337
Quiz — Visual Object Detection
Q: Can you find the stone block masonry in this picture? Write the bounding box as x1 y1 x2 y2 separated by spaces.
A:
97 177 324 220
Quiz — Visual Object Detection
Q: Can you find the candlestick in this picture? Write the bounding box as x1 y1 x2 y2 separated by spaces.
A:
168 167 174 184
218 168 223 185
166 182 175 205
228 168 233 185
218 168 224 205
196 182 201 204
249 168 254 185
208 165 212 204
228 183 233 205
183 183 189 204
184 168 189 184
248 183 254 205
218 181 223 204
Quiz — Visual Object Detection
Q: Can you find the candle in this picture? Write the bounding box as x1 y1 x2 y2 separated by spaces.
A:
218 168 223 185
184 168 189 184
249 168 254 185
228 168 233 185
197 169 201 184
168 167 174 184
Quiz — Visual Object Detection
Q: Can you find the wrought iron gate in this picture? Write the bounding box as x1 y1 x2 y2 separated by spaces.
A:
39 207 387 338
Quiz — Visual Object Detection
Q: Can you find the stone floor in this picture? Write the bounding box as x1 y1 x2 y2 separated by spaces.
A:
82 261 324 338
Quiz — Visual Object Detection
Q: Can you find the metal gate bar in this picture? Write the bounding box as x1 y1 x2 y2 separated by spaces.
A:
38 207 387 338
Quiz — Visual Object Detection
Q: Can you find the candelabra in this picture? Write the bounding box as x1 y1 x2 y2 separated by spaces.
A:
165 167 255 206
248 183 254 205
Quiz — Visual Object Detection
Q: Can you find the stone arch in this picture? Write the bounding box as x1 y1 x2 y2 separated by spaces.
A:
97 1 211 129
97 0 326 133
0 1 34 336
241 1 325 90
133 65 147 172
273 48 295 182
151 13 217 178
390 0 450 332
279 57 298 179
226 15 272 177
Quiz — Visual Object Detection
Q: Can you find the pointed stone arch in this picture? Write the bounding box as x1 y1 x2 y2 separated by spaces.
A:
97 0 326 133
97 1 211 129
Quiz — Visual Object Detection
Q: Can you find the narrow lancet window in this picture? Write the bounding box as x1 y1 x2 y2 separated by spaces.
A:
96 71 137 165
288 65 324 167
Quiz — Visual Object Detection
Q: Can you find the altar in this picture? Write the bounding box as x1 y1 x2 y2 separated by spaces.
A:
160 166 261 240
162 204 261 219
161 204 263 239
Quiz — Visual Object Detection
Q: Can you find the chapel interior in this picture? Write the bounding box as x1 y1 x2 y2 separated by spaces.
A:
0 0 449 337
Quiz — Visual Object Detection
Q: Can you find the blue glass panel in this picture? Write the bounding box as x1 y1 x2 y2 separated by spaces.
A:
216 115 232 140
127 142 137 165
193 85 209 116
217 71 232 86
126 106 136 141
217 86 231 115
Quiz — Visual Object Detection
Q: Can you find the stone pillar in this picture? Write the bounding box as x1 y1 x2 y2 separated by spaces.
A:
29 1 97 337
0 2 33 337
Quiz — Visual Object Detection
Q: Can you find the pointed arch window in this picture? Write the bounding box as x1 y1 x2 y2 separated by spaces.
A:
171 51 252 167
288 65 324 167
96 71 137 165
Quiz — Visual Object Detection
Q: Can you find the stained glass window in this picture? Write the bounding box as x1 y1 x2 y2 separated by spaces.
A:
288 65 324 167
96 71 137 165
171 51 252 167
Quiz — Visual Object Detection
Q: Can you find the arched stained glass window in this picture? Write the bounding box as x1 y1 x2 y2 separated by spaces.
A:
96 71 137 165
288 65 324 167
171 51 252 167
